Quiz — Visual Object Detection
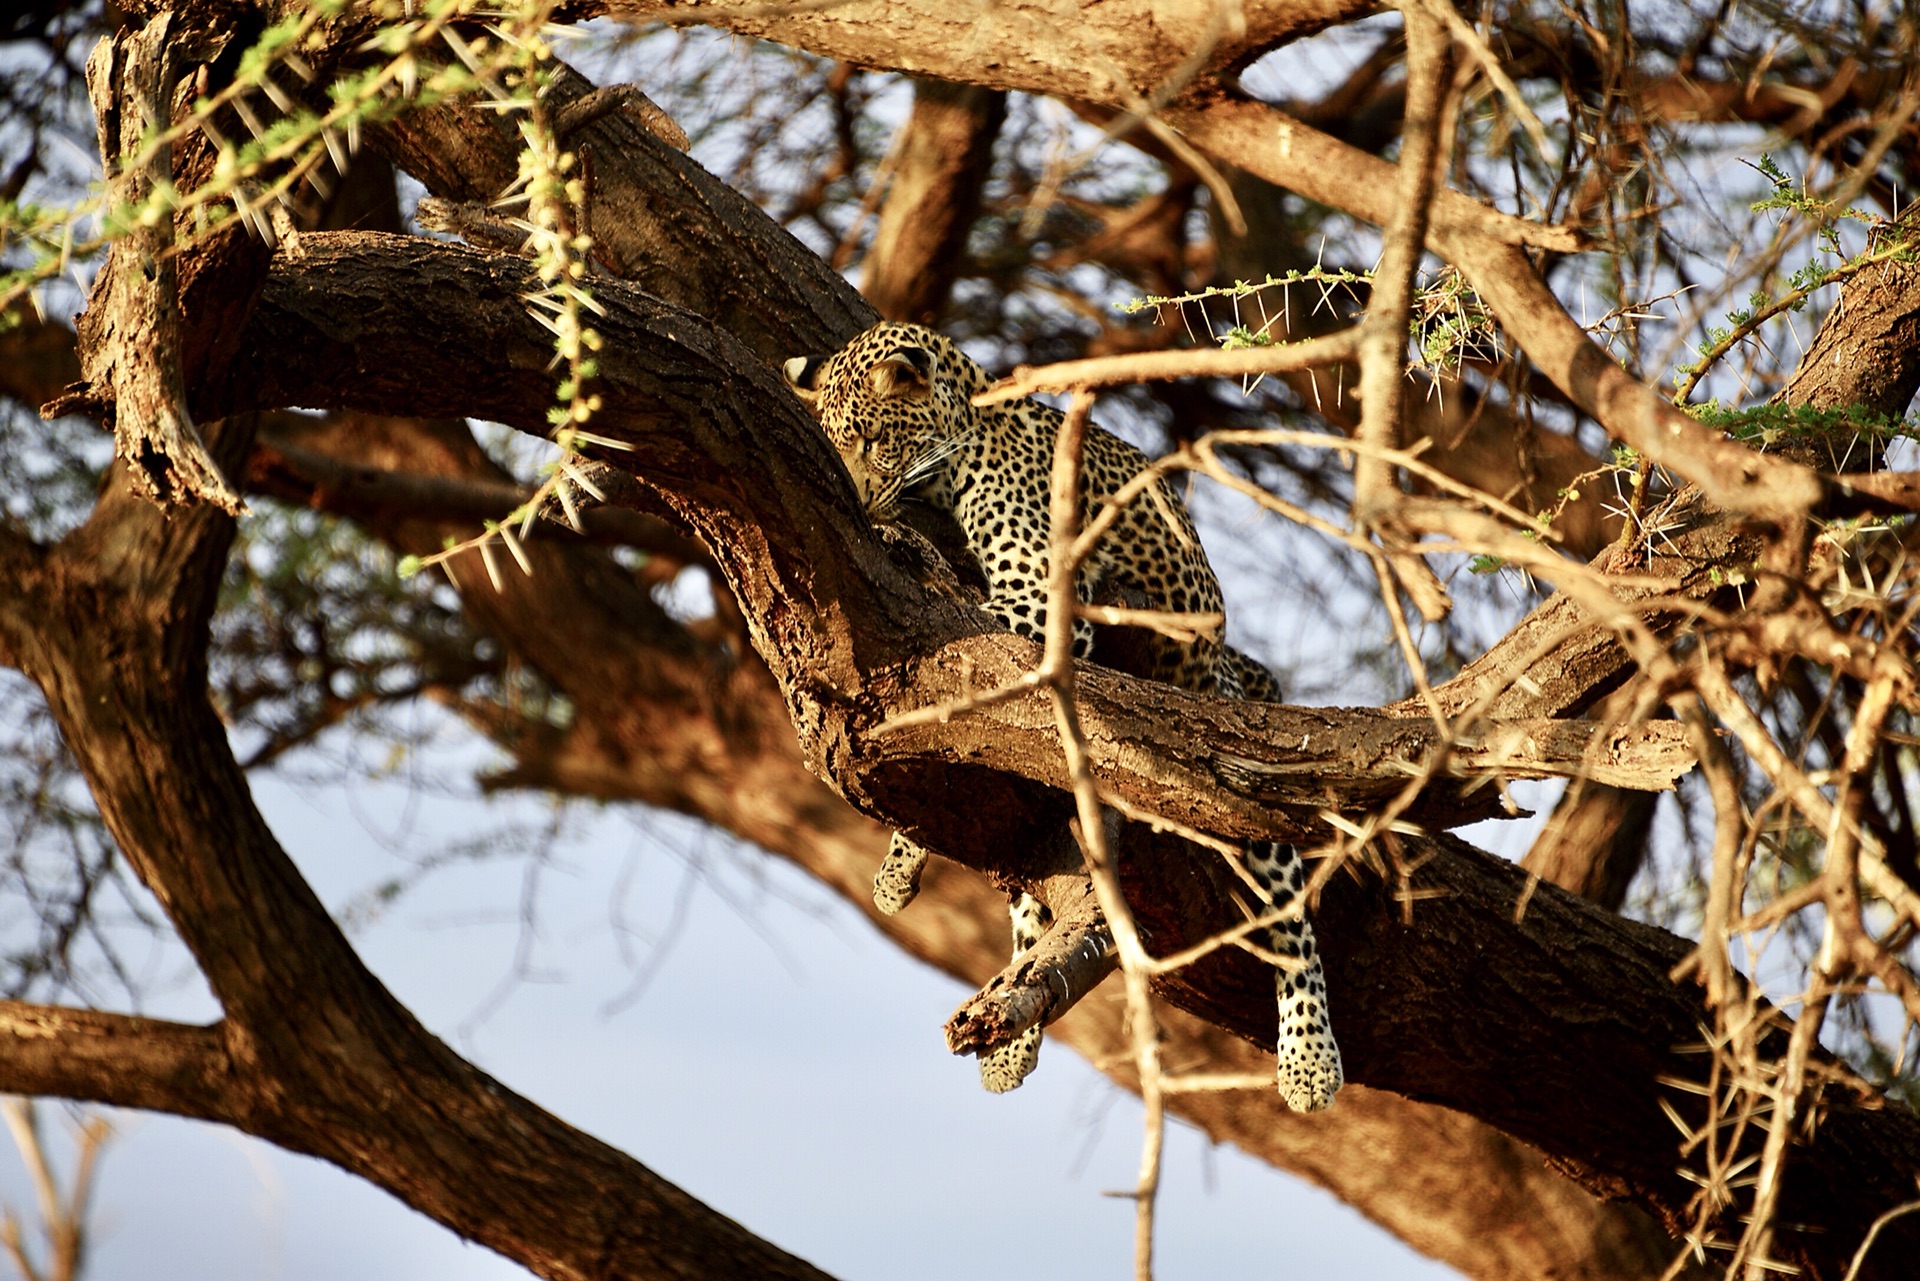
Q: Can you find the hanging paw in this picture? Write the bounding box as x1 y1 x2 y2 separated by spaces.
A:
874 831 930 916
975 891 1053 1093
1275 952 1343 1111
1244 841 1344 1112
979 1024 1042 1093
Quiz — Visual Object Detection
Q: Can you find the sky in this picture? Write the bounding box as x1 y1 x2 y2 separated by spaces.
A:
0 766 1461 1281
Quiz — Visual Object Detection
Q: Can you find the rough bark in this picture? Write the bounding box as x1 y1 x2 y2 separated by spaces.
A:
77 17 246 513
3 336 1701 1281
0 437 841 1281
1 54 1690 1274
200 380 1702 1281
373 57 878 362
1781 225 1920 417
11 5 1920 1275
202 235 1693 829
162 231 1919 1277
602 0 1379 111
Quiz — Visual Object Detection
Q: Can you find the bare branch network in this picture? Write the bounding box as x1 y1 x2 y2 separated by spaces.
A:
4 2 1920 1281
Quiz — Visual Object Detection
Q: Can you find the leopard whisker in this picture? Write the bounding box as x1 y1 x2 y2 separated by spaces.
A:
902 429 979 487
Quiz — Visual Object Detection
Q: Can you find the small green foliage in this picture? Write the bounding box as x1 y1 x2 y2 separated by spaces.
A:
1218 326 1274 350
1748 152 1808 216
0 0 557 318
1674 155 1910 403
1119 266 1368 314
1688 400 1916 455
1123 264 1497 374
1467 554 1506 575
1410 266 1499 371
234 11 313 82
1787 259 1832 294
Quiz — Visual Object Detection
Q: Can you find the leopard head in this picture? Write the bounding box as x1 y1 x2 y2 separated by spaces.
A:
784 322 987 520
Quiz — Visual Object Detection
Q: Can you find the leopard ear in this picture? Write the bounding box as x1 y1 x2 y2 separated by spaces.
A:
783 354 823 404
868 348 933 400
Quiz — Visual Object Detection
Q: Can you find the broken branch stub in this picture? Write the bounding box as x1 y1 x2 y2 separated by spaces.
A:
79 16 246 516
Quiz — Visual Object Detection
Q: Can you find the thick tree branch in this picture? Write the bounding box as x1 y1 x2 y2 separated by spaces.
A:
0 1004 232 1121
79 18 244 514
609 0 1381 119
22 10 1920 1281
943 881 1113 1057
13 352 838 1281
1165 91 1827 520
207 234 1695 837
373 53 878 362
1401 188 1920 733
1781 219 1920 418
863 78 1006 323
620 0 1828 523
268 391 1697 1281
184 229 1920 1276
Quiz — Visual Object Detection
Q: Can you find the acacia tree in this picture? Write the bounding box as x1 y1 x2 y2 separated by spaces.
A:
4 1 1920 1279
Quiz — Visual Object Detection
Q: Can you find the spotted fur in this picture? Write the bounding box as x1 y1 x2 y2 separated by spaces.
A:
786 322 1342 1111
978 892 1052 1093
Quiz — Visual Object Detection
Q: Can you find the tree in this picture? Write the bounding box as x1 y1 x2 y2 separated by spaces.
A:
3 1 1920 1278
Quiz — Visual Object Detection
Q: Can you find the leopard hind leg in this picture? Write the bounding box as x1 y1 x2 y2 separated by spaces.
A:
978 891 1053 1093
1244 841 1343 1112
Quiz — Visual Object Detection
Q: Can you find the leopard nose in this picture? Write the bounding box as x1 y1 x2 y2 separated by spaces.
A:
854 476 897 518
844 467 879 511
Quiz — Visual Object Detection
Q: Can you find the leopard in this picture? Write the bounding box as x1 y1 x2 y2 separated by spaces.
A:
784 321 1342 1113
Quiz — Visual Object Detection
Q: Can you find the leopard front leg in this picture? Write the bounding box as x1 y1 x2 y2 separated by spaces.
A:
870 575 1085 921
868 590 1086 922
1244 841 1343 1112
978 578 1094 659
978 891 1053 1093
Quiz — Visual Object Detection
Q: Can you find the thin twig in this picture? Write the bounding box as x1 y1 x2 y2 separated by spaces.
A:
1842 1199 1920 1281
1419 0 1549 158
977 330 1360 401
1039 390 1165 1281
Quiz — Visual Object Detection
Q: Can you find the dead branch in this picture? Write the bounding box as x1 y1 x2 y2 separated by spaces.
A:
943 886 1116 1057
77 17 245 515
